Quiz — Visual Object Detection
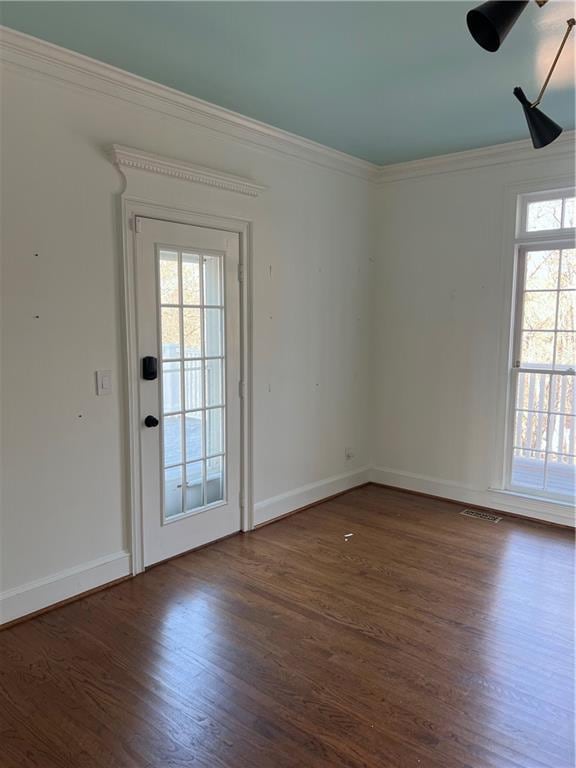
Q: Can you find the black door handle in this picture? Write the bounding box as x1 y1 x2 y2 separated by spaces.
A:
144 415 159 428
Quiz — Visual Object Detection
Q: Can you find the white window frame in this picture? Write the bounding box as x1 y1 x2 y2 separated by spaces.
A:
503 187 575 502
517 189 573 236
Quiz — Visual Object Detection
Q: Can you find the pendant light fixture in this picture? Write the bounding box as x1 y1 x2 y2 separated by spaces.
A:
514 18 575 148
467 0 548 52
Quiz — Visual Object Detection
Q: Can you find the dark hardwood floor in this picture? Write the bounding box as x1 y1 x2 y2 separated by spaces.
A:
1 485 574 768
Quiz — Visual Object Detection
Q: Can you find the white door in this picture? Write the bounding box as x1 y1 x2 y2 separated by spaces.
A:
135 217 241 567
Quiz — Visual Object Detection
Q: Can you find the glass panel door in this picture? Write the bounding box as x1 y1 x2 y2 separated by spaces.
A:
158 248 226 521
136 217 241 569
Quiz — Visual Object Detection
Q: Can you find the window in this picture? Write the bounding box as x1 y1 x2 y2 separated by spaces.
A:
506 189 575 501
158 248 226 520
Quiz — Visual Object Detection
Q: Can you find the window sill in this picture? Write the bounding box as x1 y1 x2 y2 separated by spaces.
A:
490 487 573 507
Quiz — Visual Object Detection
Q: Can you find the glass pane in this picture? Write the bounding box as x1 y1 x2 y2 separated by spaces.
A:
184 360 203 410
548 414 574 455
511 449 545 490
516 372 550 413
162 361 181 413
556 333 576 367
185 412 203 462
560 250 576 289
520 332 554 368
205 358 223 407
545 454 575 498
524 250 559 290
514 410 548 453
557 292 575 330
206 407 223 455
563 197 575 228
159 251 179 304
522 291 557 331
526 198 562 231
182 253 201 305
163 414 182 467
206 456 224 504
205 309 223 356
164 465 183 519
185 461 203 511
161 307 181 360
550 375 575 415
204 255 222 305
183 308 202 358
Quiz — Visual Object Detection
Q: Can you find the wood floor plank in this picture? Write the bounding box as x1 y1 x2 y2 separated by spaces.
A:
0 486 573 767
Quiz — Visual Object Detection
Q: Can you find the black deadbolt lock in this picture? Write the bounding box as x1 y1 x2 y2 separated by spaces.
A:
142 356 158 381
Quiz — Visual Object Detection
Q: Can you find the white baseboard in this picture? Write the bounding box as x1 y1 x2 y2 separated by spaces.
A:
370 466 575 528
0 550 131 625
254 467 371 527
2 465 569 625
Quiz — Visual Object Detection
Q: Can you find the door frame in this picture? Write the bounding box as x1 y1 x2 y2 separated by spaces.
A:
119 197 254 574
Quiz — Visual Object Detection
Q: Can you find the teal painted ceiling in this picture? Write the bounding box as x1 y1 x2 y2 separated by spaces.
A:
1 1 574 164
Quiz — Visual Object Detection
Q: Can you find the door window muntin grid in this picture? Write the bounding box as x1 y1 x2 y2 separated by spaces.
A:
156 244 227 522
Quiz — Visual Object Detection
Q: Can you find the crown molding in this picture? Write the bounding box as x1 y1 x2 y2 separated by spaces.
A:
111 144 267 197
0 26 376 182
376 132 576 184
1 26 574 186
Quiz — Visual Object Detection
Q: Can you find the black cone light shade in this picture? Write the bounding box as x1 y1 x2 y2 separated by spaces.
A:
467 1 529 51
513 87 563 148
466 3 571 151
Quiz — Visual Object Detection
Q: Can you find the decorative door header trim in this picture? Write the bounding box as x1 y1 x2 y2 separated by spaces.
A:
111 144 267 197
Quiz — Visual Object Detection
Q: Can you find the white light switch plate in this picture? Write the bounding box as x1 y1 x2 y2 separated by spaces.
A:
96 370 112 396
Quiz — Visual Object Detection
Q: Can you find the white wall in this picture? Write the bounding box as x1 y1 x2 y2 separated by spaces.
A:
372 153 575 526
0 31 374 620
